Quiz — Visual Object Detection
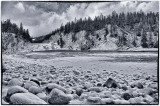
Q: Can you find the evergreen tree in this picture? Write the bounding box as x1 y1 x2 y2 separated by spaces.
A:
141 31 148 48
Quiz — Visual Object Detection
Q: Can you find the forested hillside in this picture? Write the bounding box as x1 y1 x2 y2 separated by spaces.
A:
1 20 32 53
1 19 31 41
38 11 158 50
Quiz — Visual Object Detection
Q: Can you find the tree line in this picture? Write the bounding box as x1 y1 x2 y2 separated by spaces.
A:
1 19 31 41
46 10 158 48
51 11 158 35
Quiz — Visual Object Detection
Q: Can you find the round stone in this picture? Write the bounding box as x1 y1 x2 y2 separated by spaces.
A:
5 86 28 102
29 86 42 95
10 93 47 104
75 88 83 96
122 93 131 100
8 78 23 87
48 88 71 104
24 81 39 90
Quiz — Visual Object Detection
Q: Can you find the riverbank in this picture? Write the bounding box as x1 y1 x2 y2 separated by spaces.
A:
2 51 158 104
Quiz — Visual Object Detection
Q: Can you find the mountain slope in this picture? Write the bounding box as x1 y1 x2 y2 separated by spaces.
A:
40 24 158 51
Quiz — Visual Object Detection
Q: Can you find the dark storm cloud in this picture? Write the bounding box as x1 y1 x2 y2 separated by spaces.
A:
1 1 159 37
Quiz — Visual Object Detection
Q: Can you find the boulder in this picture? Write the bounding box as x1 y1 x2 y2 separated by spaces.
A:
152 93 158 102
132 91 139 97
24 81 39 90
2 98 9 104
8 78 23 87
88 87 102 93
5 86 28 102
143 95 154 104
2 80 8 86
73 70 80 75
10 93 47 104
101 98 115 104
87 96 101 104
37 92 48 103
99 91 112 98
121 85 128 91
130 82 136 88
111 94 121 99
48 88 71 104
103 78 120 88
30 78 40 86
41 81 48 85
4 76 12 81
46 83 66 94
145 76 150 80
148 83 158 89
121 93 131 100
96 82 102 87
69 99 83 104
83 82 92 89
75 88 83 96
67 94 79 100
114 99 130 104
139 88 154 96
29 86 42 94
80 93 88 100
136 82 143 89
131 97 143 104
129 98 137 104
119 100 130 104
22 76 29 80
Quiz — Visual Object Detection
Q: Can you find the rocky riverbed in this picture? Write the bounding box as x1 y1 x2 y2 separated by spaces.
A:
2 51 158 104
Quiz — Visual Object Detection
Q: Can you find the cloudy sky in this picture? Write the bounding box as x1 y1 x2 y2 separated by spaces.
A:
1 1 159 37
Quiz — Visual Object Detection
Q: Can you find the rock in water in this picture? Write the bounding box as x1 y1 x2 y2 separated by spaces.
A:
8 78 23 87
103 78 119 88
46 83 66 93
121 93 131 100
48 88 71 104
10 93 47 104
75 88 83 96
5 86 28 102
24 81 39 90
29 86 42 95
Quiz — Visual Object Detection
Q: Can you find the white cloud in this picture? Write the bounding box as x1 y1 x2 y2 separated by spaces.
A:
15 2 25 13
136 1 159 13
2 1 159 37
